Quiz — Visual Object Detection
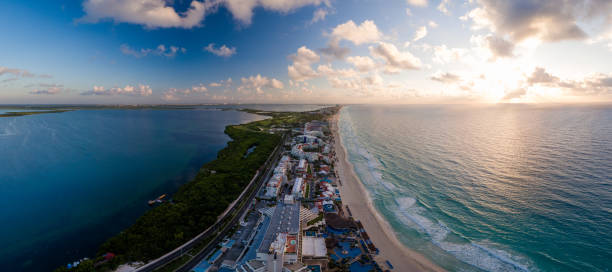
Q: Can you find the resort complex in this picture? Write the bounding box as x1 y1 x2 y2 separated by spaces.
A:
186 108 386 272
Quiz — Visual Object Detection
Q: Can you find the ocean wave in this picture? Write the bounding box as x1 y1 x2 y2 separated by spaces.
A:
340 107 533 272
393 197 531 272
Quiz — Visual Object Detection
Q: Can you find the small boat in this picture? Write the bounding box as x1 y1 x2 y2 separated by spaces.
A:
148 194 167 206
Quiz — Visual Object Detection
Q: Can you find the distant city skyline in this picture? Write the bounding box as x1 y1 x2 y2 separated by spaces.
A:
1 0 611 104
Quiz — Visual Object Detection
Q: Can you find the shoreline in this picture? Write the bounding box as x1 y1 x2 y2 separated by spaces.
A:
331 110 445 272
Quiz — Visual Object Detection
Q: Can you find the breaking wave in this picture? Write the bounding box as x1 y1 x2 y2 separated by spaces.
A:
338 107 534 272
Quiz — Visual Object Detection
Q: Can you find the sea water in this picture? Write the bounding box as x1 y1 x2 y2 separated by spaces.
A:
0 108 266 271
338 104 612 272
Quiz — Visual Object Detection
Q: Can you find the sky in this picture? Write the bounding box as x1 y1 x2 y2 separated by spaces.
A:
0 0 611 104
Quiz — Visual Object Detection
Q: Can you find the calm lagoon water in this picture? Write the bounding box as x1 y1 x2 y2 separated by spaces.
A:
0 108 265 271
339 104 612 272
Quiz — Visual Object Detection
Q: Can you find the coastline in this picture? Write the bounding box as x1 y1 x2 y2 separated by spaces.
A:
331 110 445 272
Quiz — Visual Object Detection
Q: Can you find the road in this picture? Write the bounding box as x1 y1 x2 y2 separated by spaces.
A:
135 134 285 272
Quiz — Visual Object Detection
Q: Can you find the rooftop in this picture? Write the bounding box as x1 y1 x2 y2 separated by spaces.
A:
257 202 301 254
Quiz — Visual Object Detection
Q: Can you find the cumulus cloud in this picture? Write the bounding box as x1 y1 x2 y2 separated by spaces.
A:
222 0 329 25
79 0 207 28
310 8 329 24
524 67 612 96
406 0 427 7
331 20 382 45
437 0 450 15
204 43 236 57
0 66 41 81
80 0 329 29
502 88 527 100
238 74 284 94
527 67 559 85
319 40 350 60
346 56 377 72
82 84 153 96
209 78 232 87
162 84 208 100
369 42 421 74
316 64 358 78
29 84 65 95
288 46 320 81
413 26 427 41
430 72 461 84
466 0 612 43
121 44 186 58
30 88 62 95
329 74 383 91
432 45 468 64
0 67 25 77
485 35 515 59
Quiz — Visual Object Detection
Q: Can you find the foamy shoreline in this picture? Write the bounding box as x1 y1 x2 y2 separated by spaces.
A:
331 110 445 272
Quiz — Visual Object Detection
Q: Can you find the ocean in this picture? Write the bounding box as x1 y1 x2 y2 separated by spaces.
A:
0 108 268 271
338 104 612 272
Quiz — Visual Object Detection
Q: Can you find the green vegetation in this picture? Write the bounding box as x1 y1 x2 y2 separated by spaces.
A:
238 108 326 133
53 107 337 272
92 121 280 267
153 255 191 272
0 109 70 117
307 213 324 226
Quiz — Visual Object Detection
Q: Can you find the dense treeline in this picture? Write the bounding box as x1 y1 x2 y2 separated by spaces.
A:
54 108 335 272
100 124 279 260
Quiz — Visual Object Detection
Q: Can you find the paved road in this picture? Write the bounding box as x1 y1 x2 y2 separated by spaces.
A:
135 135 285 272
177 140 284 272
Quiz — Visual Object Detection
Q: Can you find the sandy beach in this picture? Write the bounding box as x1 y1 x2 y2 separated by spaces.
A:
331 112 445 272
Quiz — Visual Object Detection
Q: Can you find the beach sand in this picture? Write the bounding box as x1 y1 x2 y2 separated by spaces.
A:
331 112 445 272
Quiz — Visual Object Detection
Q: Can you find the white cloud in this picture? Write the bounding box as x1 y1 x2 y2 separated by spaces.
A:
405 8 412 16
501 88 527 100
466 0 612 43
204 43 237 57
470 35 514 61
288 46 320 81
238 74 284 94
346 56 377 72
0 66 49 84
485 35 515 59
80 0 329 28
437 0 451 15
80 0 207 28
430 71 461 84
29 84 65 95
406 0 427 7
319 39 350 60
432 45 468 64
82 84 153 96
120 44 186 58
0 66 38 79
331 20 382 45
222 0 329 25
162 84 208 100
527 67 559 85
329 73 383 91
413 26 427 41
428 20 438 28
208 77 233 87
316 64 358 78
310 8 328 24
369 42 421 74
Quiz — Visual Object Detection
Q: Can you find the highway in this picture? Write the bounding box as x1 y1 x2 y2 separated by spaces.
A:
135 134 286 272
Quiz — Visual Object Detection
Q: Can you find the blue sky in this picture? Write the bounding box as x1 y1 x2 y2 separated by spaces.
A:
1 0 611 104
